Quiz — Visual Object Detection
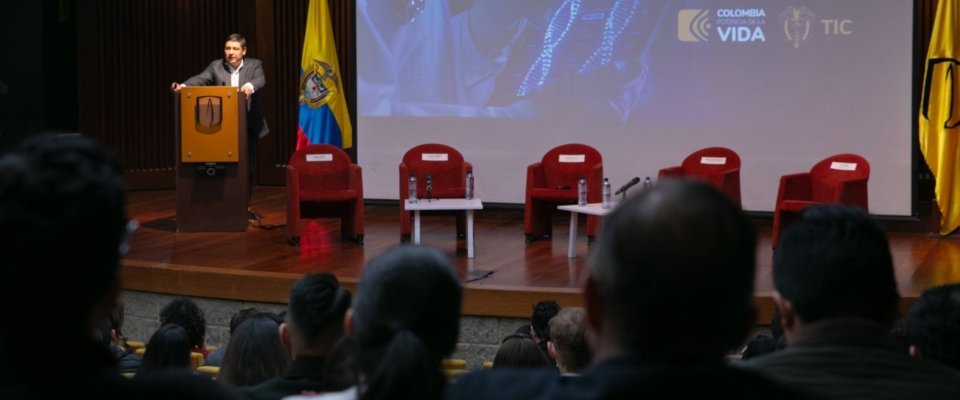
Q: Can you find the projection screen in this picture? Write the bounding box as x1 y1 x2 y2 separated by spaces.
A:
356 0 913 216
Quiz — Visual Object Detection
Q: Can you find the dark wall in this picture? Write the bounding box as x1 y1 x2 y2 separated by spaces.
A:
0 2 45 151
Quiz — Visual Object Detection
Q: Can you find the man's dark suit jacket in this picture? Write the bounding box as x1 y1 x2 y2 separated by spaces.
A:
184 58 269 140
446 357 818 400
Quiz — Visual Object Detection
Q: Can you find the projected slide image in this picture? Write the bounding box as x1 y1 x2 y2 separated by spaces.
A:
358 0 913 216
358 0 671 119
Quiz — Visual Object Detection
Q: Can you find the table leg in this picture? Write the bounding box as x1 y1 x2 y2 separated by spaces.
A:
467 209 475 258
413 210 421 244
568 211 578 258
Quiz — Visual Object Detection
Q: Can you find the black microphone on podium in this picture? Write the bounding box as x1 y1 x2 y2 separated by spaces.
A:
614 177 641 196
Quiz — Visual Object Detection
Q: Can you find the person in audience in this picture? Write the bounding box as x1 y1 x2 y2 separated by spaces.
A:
516 300 559 358
219 312 291 388
447 179 810 399
546 307 591 374
492 334 552 369
108 299 142 373
160 298 211 357
286 245 462 400
204 307 260 367
136 324 193 377
740 205 960 398
901 283 960 370
240 273 351 400
0 134 238 399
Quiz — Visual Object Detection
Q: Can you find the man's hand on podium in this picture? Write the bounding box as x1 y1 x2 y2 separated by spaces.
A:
240 83 254 99
170 82 184 93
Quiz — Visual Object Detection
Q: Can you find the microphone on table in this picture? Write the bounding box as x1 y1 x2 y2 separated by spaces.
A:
614 177 641 196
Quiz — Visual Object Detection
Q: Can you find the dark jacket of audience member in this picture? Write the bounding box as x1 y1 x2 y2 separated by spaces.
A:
0 134 238 400
219 312 291 387
740 205 960 399
240 273 351 400
902 283 960 370
447 180 811 400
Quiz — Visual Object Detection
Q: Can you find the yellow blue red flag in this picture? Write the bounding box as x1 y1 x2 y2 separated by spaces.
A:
297 0 352 149
919 0 960 234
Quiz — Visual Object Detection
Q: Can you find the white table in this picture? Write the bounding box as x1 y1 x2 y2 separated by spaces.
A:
557 203 615 258
406 198 484 258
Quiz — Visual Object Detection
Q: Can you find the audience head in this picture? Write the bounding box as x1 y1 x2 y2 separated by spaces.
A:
348 245 462 400
160 298 207 349
229 307 260 336
136 324 192 376
773 204 898 333
587 179 756 361
902 283 960 369
0 134 127 339
493 334 552 369
283 273 352 357
219 312 291 387
529 300 560 342
547 307 591 373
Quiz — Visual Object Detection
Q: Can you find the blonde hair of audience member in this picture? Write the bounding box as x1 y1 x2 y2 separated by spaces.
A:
546 307 591 373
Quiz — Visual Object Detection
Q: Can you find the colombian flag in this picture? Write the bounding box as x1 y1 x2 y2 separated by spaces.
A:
297 0 352 150
919 0 960 234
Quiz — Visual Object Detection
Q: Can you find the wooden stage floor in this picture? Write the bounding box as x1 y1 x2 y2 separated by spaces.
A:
122 187 960 322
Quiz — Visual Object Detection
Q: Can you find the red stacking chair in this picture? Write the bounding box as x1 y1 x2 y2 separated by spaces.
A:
286 144 364 245
524 144 603 241
399 144 473 238
658 147 742 207
771 153 870 247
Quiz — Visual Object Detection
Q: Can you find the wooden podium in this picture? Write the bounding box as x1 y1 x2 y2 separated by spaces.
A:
174 87 249 232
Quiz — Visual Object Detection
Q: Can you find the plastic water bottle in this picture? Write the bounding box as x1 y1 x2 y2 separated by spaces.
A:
408 176 418 204
602 177 611 209
642 176 652 190
465 172 474 200
578 177 587 206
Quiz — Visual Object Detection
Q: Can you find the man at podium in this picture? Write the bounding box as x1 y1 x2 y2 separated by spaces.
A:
170 33 269 218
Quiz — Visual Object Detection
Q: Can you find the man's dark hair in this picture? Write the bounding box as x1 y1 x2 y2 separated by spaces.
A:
226 33 247 49
589 179 756 360
0 134 127 336
903 283 960 369
160 298 207 348
530 300 560 341
773 204 898 325
288 273 352 351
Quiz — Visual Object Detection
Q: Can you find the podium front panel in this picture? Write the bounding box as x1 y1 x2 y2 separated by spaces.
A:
180 87 240 163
